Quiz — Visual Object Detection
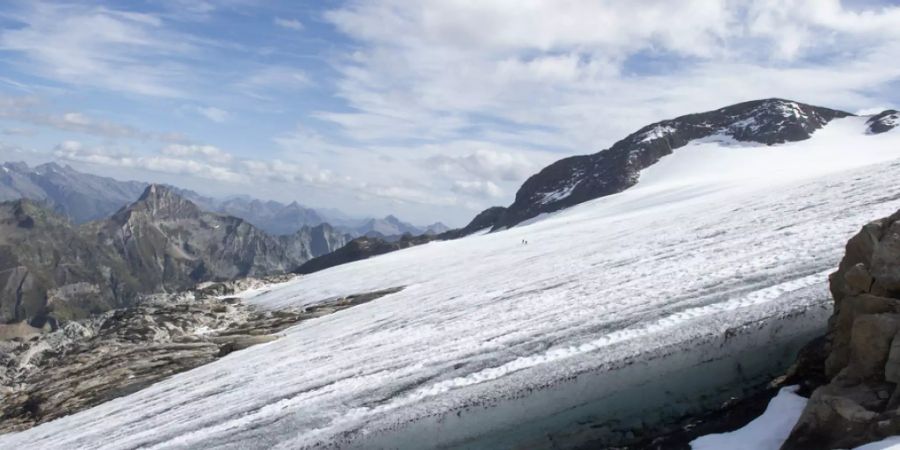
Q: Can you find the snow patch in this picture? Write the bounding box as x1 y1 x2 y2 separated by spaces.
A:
639 124 677 143
538 180 581 205
690 386 807 450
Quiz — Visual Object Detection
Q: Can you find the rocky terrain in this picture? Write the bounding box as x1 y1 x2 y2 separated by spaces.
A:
0 277 402 434
0 162 147 224
775 209 900 449
0 185 350 326
469 99 854 231
295 233 440 274
867 110 899 135
214 197 326 235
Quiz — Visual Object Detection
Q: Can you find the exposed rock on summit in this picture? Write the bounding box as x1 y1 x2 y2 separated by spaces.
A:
867 110 899 135
478 99 852 231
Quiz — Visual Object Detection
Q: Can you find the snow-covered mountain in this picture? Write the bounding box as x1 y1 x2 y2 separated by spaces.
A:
3 106 900 449
475 99 853 231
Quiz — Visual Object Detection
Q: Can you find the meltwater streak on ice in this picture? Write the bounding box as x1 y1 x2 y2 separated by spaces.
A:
3 116 900 449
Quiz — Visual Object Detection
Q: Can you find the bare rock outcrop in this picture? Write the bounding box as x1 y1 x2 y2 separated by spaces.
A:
782 210 900 449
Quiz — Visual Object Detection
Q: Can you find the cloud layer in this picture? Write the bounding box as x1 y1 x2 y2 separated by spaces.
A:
0 0 899 224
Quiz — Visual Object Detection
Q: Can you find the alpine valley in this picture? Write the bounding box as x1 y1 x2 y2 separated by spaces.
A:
3 98 900 450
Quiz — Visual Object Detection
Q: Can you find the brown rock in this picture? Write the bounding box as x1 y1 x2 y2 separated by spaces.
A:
840 314 900 382
826 295 900 377
845 263 874 295
885 331 900 383
782 388 878 450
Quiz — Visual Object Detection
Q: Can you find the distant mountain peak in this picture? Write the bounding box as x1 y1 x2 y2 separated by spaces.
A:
123 184 201 221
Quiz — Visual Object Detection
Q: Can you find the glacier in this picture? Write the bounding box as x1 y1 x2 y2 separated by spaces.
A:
3 116 900 448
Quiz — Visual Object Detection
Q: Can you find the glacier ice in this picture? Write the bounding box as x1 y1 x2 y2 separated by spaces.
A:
2 117 900 448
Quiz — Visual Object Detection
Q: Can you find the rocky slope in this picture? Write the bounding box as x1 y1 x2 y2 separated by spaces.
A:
0 199 138 326
215 197 325 235
473 99 853 231
0 280 402 434
867 110 899 134
0 186 349 326
295 233 438 275
780 209 900 449
91 184 304 287
277 222 352 262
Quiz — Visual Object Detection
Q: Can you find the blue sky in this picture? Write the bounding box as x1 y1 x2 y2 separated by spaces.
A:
1 0 899 226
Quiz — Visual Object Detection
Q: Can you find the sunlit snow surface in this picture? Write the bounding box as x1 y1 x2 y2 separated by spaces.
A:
691 386 807 450
691 386 900 450
4 117 900 449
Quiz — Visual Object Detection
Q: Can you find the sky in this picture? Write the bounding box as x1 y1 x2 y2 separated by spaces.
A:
0 0 899 226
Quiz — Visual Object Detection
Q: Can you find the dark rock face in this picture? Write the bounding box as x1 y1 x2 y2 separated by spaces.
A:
782 210 900 449
215 197 325 235
0 199 137 325
278 222 353 262
488 99 851 230
0 186 349 325
867 110 899 135
93 184 303 288
295 234 438 275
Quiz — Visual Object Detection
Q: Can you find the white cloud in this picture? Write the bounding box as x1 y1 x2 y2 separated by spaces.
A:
451 180 503 198
0 94 188 142
426 148 537 182
55 141 245 183
161 144 233 162
274 17 304 31
0 3 198 98
320 0 900 153
236 67 311 97
195 106 230 123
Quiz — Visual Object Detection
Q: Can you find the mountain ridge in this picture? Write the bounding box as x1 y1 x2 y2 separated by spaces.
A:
458 99 894 232
0 185 350 325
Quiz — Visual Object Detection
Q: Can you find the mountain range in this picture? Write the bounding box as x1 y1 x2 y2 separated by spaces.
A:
0 161 439 238
0 185 350 326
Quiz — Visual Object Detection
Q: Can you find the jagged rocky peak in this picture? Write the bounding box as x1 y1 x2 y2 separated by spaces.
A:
867 109 899 134
123 184 202 220
484 98 853 231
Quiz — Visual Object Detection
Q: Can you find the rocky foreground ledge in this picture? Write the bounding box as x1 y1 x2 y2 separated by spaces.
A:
0 277 401 434
775 209 900 449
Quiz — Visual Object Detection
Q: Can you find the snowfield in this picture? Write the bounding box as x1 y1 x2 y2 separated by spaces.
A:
4 117 900 449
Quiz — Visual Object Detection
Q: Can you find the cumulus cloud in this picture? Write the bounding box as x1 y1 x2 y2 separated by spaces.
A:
426 148 537 182
161 144 232 162
451 180 503 198
321 0 900 153
55 141 245 183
